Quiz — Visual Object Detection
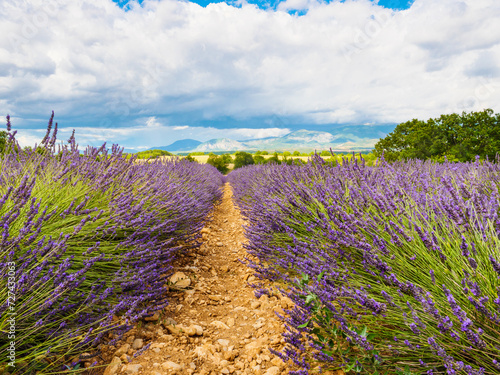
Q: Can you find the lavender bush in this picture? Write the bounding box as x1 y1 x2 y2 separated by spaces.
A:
229 155 500 374
0 114 224 374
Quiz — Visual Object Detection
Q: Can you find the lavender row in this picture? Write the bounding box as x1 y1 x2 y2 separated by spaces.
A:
0 115 224 374
229 156 500 374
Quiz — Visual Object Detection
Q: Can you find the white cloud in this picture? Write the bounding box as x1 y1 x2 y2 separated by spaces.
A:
145 116 161 127
0 0 499 149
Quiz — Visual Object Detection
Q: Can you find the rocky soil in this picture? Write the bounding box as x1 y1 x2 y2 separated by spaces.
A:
97 184 296 375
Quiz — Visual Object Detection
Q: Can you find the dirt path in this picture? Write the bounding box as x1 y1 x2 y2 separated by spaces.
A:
100 184 294 375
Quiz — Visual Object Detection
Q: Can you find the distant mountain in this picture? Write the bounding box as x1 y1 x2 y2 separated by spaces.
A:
146 125 394 153
242 129 383 152
148 139 202 152
193 138 247 152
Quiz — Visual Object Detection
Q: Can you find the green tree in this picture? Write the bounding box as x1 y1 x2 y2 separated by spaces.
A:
283 151 291 157
136 149 172 159
292 151 300 156
221 153 233 164
253 155 266 164
184 155 198 163
373 109 500 162
264 152 281 165
207 153 230 174
233 151 255 169
320 150 331 157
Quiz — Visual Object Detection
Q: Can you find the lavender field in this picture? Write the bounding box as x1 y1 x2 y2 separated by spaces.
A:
2 113 500 375
0 116 224 374
229 155 500 375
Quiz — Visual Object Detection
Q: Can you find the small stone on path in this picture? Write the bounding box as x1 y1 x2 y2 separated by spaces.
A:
132 338 143 350
170 272 191 288
123 364 142 374
162 361 182 370
103 357 122 375
211 320 229 329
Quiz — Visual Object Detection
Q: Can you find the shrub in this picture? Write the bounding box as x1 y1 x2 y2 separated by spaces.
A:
253 155 266 164
264 152 281 165
233 151 255 169
207 153 232 174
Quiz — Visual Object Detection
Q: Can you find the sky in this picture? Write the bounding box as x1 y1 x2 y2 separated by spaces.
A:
0 0 499 150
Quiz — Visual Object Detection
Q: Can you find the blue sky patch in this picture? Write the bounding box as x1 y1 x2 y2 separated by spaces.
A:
112 0 414 11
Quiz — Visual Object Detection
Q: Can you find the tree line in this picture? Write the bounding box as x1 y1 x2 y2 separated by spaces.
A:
374 109 500 162
4 108 496 165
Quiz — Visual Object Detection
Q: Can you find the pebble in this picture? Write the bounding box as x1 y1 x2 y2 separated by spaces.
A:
132 338 143 350
123 364 142 374
114 343 130 357
103 357 122 375
162 361 183 371
170 272 191 288
264 366 281 375
165 325 182 335
210 320 229 329
145 312 160 321
224 350 238 361
253 318 266 329
191 324 204 335
251 301 261 309
165 317 177 325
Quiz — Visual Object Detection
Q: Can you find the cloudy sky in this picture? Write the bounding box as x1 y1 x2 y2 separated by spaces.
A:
1 0 499 150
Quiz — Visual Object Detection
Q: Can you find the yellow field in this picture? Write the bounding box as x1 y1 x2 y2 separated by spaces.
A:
189 154 311 164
